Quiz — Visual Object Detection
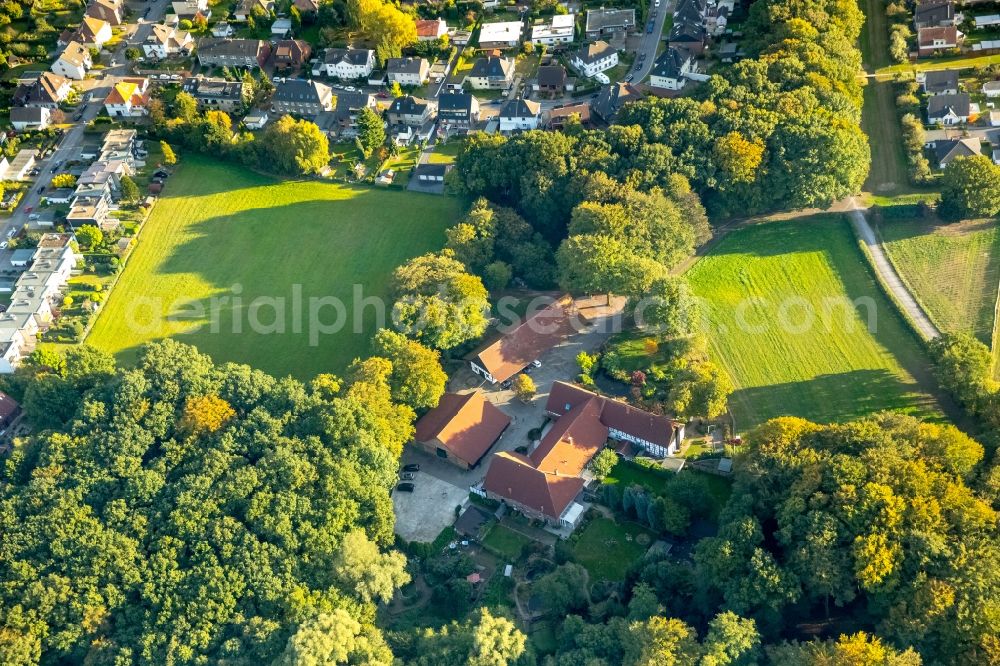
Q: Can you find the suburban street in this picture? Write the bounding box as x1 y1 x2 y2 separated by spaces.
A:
631 0 671 82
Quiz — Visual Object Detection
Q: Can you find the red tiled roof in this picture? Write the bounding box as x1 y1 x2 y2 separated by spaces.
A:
483 451 585 519
472 295 577 383
416 18 445 37
919 25 958 46
530 396 607 476
547 380 677 449
414 391 510 467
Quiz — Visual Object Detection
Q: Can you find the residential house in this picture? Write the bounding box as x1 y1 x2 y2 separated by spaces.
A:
983 80 1000 97
668 18 706 55
470 296 577 384
927 92 971 124
51 41 92 80
570 40 618 78
498 98 541 132
85 0 123 26
412 162 450 184
212 22 234 37
387 95 435 126
533 64 571 97
920 69 959 95
482 381 684 527
314 92 376 137
271 17 293 38
183 76 245 112
386 57 429 86
546 102 591 129
530 14 575 46
196 39 271 68
274 39 311 71
171 0 209 20
271 78 333 117
293 0 319 13
103 78 150 117
413 391 511 469
416 18 448 41
243 110 269 129
584 9 635 40
591 81 643 121
649 47 694 91
478 21 523 49
144 23 194 59
75 16 113 48
0 392 21 427
13 72 72 109
914 0 956 29
918 26 962 56
933 137 980 166
10 107 51 131
465 55 514 89
234 0 274 21
6 150 37 181
312 48 376 79
438 92 480 132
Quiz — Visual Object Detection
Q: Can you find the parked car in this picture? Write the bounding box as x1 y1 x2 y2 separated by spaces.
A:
400 472 415 481
36 186 44 194
403 463 420 472
396 482 415 492
0 242 8 250
647 20 654 33
23 207 31 214
7 228 15 238
530 359 541 368
500 379 513 390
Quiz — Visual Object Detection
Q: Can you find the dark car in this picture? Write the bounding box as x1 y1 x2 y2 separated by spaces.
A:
403 463 420 472
36 186 44 194
647 20 654 33
401 472 416 481
500 379 513 390
396 482 415 492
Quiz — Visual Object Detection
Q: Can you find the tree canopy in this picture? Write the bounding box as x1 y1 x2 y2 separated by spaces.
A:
0 341 415 664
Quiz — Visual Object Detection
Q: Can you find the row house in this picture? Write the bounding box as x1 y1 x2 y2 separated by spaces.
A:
196 38 271 68
271 78 334 117
386 95 436 126
182 76 245 112
0 234 79 373
465 55 514 89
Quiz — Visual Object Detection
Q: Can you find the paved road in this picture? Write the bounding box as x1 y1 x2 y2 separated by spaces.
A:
631 0 670 82
846 199 941 341
7 98 105 233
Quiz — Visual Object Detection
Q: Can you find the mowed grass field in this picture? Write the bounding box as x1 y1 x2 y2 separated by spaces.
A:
88 155 461 379
878 217 1000 344
686 217 942 430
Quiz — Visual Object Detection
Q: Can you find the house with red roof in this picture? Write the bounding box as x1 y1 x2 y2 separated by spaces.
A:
469 295 578 384
414 391 511 469
482 381 684 527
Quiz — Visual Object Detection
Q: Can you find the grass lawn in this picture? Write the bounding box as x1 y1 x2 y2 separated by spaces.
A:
86 155 461 379
427 139 464 164
605 461 732 520
685 216 943 430
877 53 1000 77
571 517 654 582
861 81 912 194
481 524 534 560
878 217 1000 344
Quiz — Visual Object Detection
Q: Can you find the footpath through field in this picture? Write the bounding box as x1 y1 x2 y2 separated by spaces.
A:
846 199 941 341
